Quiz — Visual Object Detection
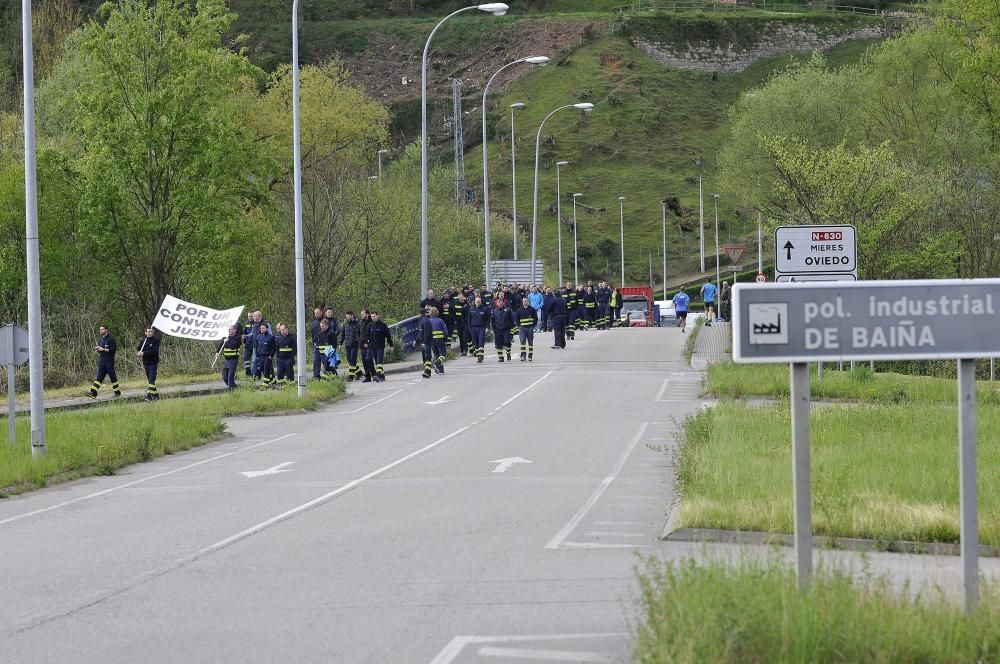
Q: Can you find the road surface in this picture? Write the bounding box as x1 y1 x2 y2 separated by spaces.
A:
0 328 700 663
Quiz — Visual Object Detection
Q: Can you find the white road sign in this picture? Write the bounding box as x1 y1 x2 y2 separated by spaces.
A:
774 225 856 276
775 273 857 283
0 325 29 366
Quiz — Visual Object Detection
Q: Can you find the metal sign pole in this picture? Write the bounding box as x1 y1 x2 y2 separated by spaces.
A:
790 361 812 590
817 362 823 380
7 363 14 444
957 358 979 611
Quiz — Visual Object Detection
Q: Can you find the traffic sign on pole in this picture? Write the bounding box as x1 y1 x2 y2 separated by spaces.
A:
774 224 856 280
755 273 767 283
1 324 28 445
732 278 995 611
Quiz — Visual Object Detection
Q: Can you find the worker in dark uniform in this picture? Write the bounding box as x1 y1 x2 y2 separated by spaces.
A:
274 323 296 386
440 291 454 347
419 289 442 315
365 311 394 382
310 307 325 380
548 290 568 348
515 297 537 362
481 286 493 310
492 295 514 363
241 312 255 376
564 283 577 340
468 296 489 364
583 285 597 329
418 307 434 379
254 322 276 388
359 309 375 382
341 311 362 382
216 325 242 390
87 325 121 399
429 307 448 374
314 318 337 378
452 293 469 356
136 327 161 401
596 282 612 329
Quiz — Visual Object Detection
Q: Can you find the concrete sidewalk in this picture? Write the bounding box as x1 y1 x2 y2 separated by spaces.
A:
9 356 425 415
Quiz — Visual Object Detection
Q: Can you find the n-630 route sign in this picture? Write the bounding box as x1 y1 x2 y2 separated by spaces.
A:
774 225 856 277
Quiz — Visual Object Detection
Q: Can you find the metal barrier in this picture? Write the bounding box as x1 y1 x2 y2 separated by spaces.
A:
612 1 883 16
388 315 422 356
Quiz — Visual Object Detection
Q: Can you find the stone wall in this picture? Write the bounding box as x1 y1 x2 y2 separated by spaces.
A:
632 22 885 73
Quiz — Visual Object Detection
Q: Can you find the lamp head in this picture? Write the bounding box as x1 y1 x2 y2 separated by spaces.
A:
477 3 509 15
573 103 595 111
619 196 625 202
557 160 569 166
378 149 389 154
525 56 550 65
510 102 526 109
712 193 720 199
573 193 583 198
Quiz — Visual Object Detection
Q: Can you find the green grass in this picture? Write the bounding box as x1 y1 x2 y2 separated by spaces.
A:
676 401 1000 546
635 556 1000 664
0 378 345 496
683 315 704 364
707 361 1000 405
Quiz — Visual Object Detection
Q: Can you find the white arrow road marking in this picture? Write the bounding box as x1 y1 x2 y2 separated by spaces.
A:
241 462 295 479
424 395 452 405
490 457 533 473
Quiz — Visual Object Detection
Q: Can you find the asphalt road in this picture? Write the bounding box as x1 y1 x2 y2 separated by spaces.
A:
0 327 702 663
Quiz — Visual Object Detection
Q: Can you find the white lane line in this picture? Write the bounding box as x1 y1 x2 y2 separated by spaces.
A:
478 646 611 662
189 370 554 559
348 389 402 413
430 634 628 664
500 371 552 408
185 426 471 561
559 541 649 549
654 378 669 402
0 434 297 527
584 532 647 537
545 421 649 550
593 520 641 526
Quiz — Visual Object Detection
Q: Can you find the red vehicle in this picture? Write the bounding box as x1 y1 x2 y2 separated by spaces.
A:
617 286 653 327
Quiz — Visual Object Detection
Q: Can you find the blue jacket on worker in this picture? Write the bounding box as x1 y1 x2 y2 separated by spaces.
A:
255 330 276 357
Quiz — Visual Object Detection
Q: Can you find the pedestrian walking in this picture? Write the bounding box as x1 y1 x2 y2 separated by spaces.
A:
274 323 296 386
673 289 691 333
492 295 514 363
136 327 160 401
360 309 375 382
515 297 537 362
365 311 394 382
87 325 121 399
700 280 717 326
341 311 362 382
254 322 276 387
216 325 242 390
548 291 568 348
468 296 489 364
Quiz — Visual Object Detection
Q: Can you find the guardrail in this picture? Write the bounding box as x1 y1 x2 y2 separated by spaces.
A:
611 1 883 16
388 315 422 356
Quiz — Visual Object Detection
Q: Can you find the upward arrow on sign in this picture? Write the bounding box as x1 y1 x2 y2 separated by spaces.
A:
783 241 794 260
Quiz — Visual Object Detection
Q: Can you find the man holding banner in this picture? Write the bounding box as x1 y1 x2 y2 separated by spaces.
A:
151 294 246 388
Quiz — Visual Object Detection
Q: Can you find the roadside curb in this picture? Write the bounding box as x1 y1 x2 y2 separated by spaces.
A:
662 526 1000 558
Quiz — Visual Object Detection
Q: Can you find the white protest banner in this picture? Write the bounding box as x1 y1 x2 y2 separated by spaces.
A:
152 295 245 341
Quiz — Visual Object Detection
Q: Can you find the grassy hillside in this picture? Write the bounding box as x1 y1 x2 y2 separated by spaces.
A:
466 34 878 286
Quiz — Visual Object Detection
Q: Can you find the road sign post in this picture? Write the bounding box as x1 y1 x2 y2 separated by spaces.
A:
0 324 29 445
733 279 999 609
775 225 857 282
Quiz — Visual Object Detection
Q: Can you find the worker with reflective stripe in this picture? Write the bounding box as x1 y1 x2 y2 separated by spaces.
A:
87 325 121 399
596 282 612 329
313 318 337 378
468 296 489 364
419 308 434 379
452 294 469 356
254 322 276 387
429 307 448 374
365 311 394 382
491 296 514 363
274 323 296 386
564 283 577 340
515 297 537 362
216 326 242 390
137 327 161 401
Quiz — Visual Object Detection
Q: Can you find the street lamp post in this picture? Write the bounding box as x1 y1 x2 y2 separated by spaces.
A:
22 0 45 454
712 193 721 301
698 176 706 273
531 102 594 285
572 193 582 285
377 149 389 179
618 196 626 286
421 3 508 299
661 200 668 301
291 0 308 396
482 57 548 288
510 102 525 260
758 210 763 274
555 160 568 285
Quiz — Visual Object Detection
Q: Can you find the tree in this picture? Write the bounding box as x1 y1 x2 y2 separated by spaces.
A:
72 0 266 324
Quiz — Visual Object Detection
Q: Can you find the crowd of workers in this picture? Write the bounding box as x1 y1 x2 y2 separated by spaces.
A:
84 278 727 398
